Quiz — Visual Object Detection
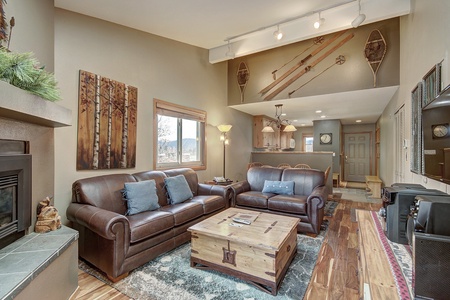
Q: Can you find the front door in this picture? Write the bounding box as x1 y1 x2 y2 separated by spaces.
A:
344 132 371 182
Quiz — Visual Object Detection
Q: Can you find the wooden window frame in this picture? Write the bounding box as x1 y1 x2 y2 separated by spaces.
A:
153 99 206 171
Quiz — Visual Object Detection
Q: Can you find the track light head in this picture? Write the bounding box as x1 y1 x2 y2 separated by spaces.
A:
351 13 366 27
273 25 283 40
313 12 325 29
225 40 235 58
352 0 366 28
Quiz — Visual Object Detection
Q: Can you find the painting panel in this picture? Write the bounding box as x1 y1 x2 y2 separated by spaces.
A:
77 70 137 170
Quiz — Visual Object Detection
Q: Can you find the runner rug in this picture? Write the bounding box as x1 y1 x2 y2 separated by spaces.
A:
369 210 413 299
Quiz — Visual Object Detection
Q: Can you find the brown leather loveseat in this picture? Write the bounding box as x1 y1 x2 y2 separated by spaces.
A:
67 168 230 281
231 166 328 235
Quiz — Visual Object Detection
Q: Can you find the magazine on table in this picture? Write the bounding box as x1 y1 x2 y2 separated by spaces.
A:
232 212 259 225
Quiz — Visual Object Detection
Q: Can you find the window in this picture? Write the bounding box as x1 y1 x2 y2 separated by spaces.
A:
302 134 314 152
153 99 206 170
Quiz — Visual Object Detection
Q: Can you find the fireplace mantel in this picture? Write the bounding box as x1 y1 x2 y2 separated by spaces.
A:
0 80 72 127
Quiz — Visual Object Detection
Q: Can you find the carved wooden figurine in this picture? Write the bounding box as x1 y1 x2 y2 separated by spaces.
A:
35 196 61 233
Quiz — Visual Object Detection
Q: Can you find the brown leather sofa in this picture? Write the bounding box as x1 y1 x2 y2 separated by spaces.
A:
231 166 328 235
67 168 230 281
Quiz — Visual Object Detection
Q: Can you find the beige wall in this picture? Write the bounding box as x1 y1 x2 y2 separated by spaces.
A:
379 0 450 193
3 0 54 72
53 9 253 224
0 0 55 230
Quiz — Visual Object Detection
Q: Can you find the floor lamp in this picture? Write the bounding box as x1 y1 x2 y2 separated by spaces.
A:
217 124 232 179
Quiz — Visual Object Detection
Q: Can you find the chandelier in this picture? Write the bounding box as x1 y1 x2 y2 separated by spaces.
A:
262 104 297 133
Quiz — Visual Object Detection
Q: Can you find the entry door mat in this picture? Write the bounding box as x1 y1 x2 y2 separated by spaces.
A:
79 231 326 300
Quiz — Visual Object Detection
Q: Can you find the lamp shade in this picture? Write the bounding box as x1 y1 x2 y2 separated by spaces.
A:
217 124 232 132
262 126 275 133
283 124 297 132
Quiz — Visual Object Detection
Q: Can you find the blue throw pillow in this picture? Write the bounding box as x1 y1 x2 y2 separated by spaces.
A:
123 180 160 215
164 175 194 204
262 180 295 195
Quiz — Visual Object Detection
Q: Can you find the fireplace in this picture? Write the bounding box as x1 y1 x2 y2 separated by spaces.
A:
0 140 32 249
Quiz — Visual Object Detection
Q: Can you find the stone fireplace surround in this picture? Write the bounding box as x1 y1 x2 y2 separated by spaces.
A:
0 81 78 299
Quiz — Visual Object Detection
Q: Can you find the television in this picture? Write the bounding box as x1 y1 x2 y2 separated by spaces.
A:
422 84 450 184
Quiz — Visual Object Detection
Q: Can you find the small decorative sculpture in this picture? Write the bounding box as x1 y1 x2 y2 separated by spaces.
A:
35 196 61 233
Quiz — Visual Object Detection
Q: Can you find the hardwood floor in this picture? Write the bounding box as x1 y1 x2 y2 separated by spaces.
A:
304 198 382 299
72 270 131 300
73 197 382 300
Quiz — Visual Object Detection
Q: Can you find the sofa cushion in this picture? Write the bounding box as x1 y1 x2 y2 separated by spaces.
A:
124 180 160 215
262 180 294 195
132 170 169 207
190 195 226 214
281 168 325 195
268 194 307 214
235 191 274 208
164 175 194 204
247 167 283 192
127 210 174 243
160 202 204 226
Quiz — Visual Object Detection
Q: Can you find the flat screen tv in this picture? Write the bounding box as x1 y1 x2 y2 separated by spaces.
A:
422 84 450 184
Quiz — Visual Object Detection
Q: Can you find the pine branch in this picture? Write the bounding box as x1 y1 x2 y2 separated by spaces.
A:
0 49 61 101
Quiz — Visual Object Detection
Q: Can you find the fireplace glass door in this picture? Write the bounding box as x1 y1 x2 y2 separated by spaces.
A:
0 175 18 238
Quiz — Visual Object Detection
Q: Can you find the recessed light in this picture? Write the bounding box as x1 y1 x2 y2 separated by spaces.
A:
315 110 322 113
300 123 306 126
356 119 362 123
281 113 286 116
320 115 326 118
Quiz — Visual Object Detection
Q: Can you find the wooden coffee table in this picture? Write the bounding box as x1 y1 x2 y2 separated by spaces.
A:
188 208 299 295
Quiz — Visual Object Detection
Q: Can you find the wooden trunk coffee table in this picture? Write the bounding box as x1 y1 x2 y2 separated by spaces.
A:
188 208 299 295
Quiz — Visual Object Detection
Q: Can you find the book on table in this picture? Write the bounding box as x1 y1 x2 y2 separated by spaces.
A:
232 212 259 225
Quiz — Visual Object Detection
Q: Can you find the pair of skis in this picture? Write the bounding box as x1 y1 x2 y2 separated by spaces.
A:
260 30 354 101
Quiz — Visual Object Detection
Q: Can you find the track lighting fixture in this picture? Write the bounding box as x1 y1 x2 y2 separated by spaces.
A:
273 25 283 40
351 0 366 28
313 12 325 29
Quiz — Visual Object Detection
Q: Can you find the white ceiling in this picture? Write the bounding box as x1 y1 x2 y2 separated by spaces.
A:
54 0 409 126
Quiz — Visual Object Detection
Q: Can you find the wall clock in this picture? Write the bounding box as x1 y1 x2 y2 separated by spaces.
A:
320 133 332 144
432 123 449 138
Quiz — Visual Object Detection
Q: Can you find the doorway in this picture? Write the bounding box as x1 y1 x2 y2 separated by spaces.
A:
343 132 372 182
394 105 406 183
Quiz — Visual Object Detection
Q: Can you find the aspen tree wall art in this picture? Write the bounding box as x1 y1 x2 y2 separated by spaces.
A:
77 70 137 170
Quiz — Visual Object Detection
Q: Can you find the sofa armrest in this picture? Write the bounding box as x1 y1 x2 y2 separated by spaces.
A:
229 181 250 206
198 183 229 197
66 203 130 241
198 183 233 208
307 185 328 209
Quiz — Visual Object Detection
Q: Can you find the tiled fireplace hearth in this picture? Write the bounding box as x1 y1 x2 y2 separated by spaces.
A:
0 81 75 299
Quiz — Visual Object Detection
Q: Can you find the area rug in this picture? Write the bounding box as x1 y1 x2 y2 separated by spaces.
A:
79 232 325 300
324 200 339 217
79 204 340 300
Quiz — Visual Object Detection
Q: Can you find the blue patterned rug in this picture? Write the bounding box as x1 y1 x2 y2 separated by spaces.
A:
79 205 338 300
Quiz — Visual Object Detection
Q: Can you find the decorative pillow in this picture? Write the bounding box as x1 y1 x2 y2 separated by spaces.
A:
164 175 193 204
123 180 160 215
262 180 295 195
